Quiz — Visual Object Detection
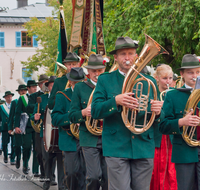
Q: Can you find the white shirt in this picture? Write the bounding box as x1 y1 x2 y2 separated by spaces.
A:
90 79 97 86
5 102 11 109
185 83 193 92
118 69 126 77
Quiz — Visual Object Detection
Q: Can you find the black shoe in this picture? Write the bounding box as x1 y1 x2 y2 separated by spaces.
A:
39 175 45 182
10 160 16 165
4 157 8 163
50 181 57 186
0 149 2 155
22 167 29 175
33 173 40 177
16 160 20 169
43 182 50 190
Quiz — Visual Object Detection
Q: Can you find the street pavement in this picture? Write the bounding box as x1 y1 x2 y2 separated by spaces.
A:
0 150 58 190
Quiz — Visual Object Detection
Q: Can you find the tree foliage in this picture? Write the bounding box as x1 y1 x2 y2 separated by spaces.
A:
23 0 200 75
21 0 72 76
104 0 200 71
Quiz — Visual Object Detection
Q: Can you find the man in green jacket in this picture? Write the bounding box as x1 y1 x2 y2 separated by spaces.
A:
48 52 80 110
31 76 59 189
14 80 38 175
91 37 163 190
0 91 15 164
8 84 27 168
159 54 200 190
52 67 85 190
27 74 48 177
69 54 108 190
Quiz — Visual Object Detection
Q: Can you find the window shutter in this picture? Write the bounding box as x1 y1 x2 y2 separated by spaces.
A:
16 31 21 47
0 32 5 47
33 35 38 47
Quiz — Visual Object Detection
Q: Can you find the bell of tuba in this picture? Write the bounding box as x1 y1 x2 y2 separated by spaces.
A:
85 62 118 136
182 89 200 147
121 34 169 134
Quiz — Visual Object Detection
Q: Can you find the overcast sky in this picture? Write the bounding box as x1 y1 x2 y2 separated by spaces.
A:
0 0 46 10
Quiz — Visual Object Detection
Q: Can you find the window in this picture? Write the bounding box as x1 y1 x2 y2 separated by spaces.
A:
16 31 38 47
22 68 32 84
0 32 5 48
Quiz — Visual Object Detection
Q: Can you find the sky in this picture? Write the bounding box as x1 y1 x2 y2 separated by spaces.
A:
0 0 46 10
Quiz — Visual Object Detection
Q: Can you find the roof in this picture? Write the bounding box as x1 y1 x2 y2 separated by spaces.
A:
0 3 57 24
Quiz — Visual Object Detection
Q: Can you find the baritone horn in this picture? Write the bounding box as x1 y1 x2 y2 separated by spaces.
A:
182 88 200 147
85 61 118 136
70 123 80 139
121 34 169 134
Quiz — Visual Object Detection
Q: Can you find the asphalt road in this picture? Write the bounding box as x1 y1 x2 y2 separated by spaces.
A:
0 151 58 190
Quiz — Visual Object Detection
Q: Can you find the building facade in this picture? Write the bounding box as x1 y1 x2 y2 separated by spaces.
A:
0 2 56 98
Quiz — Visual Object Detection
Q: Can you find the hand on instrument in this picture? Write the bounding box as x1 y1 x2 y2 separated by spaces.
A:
8 130 12 135
15 127 21 134
179 110 200 127
82 105 91 117
34 113 41 121
150 100 163 115
115 92 139 109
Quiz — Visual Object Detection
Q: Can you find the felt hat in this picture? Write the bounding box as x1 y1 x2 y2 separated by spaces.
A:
109 36 139 55
177 54 200 70
84 54 106 69
66 67 85 82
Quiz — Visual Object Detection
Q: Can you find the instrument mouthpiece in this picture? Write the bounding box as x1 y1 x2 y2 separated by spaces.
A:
126 61 130 65
193 78 196 81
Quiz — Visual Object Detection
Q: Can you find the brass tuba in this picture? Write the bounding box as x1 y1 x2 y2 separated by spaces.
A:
182 89 200 147
85 62 118 136
121 34 169 134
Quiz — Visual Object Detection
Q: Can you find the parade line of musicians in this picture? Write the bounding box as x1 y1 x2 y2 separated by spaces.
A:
0 36 200 190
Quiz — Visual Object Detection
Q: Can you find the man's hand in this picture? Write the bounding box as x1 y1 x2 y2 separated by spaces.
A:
82 105 91 117
115 92 139 109
34 113 41 121
15 127 21 134
151 100 163 116
8 130 12 135
179 110 200 127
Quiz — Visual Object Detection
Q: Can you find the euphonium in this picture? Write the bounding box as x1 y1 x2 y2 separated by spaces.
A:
121 34 169 134
182 89 200 147
176 76 183 88
85 62 118 136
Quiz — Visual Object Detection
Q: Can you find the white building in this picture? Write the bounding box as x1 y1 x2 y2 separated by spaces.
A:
0 0 56 99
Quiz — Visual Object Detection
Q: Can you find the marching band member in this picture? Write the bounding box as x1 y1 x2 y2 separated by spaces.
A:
150 64 177 190
0 91 15 164
8 84 28 169
52 67 85 190
91 37 163 190
27 74 49 177
69 54 108 190
30 76 62 190
159 54 200 190
14 80 37 175
48 52 80 110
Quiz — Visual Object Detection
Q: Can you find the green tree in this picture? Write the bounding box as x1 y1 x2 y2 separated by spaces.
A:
21 0 72 76
104 0 200 71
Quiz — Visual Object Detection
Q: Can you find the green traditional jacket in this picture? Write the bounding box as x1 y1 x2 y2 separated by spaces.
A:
26 90 44 115
14 94 34 134
69 79 99 148
159 85 200 164
48 75 68 110
30 93 49 137
91 70 164 159
52 88 77 151
0 102 11 132
8 99 18 131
